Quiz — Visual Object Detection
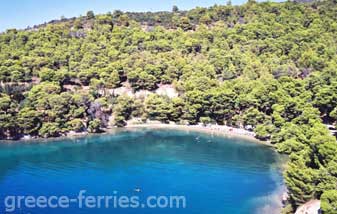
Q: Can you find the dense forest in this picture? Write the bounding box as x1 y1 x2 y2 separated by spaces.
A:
0 0 337 212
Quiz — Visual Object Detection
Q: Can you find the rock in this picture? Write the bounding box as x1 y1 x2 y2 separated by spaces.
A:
22 135 32 140
155 84 178 98
67 131 88 137
108 86 134 97
295 200 321 214
282 192 289 206
135 90 153 98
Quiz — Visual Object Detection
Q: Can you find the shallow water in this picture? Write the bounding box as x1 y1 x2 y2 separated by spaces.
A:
0 128 284 214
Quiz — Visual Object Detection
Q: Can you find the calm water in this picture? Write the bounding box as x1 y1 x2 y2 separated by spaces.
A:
0 129 284 214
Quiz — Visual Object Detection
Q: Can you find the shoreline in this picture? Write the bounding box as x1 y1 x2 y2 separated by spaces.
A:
123 123 273 147
1 123 272 147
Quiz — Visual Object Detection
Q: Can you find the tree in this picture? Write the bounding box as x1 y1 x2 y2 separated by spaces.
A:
321 190 337 214
17 108 41 135
144 94 172 122
254 123 275 140
170 97 185 122
100 70 121 89
0 93 18 138
113 95 136 127
200 116 212 125
172 5 179 13
39 122 60 138
200 14 212 25
241 107 268 127
88 119 102 133
178 17 193 31
86 11 95 19
329 107 337 120
65 119 85 132
284 154 318 206
118 14 130 26
128 69 158 90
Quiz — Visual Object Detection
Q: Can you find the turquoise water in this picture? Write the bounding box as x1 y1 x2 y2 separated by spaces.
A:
0 129 284 214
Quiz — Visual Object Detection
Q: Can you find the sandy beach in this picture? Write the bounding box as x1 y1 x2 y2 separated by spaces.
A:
124 123 273 147
5 123 271 148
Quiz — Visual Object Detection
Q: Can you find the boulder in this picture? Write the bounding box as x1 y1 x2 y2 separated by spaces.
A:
295 200 321 214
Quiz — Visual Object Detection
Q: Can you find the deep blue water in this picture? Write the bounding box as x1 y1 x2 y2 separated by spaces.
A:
0 129 284 214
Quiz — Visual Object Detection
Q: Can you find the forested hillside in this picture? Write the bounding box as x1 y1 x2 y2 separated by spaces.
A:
0 0 337 212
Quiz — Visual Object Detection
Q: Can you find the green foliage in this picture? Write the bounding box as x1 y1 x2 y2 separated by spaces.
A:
88 119 102 133
0 93 19 137
144 94 173 122
242 107 269 127
172 5 179 13
200 116 212 125
285 154 318 206
177 17 193 31
17 108 41 135
39 122 60 138
65 119 85 132
330 107 337 120
86 11 95 19
254 123 275 140
321 190 337 214
113 95 137 127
